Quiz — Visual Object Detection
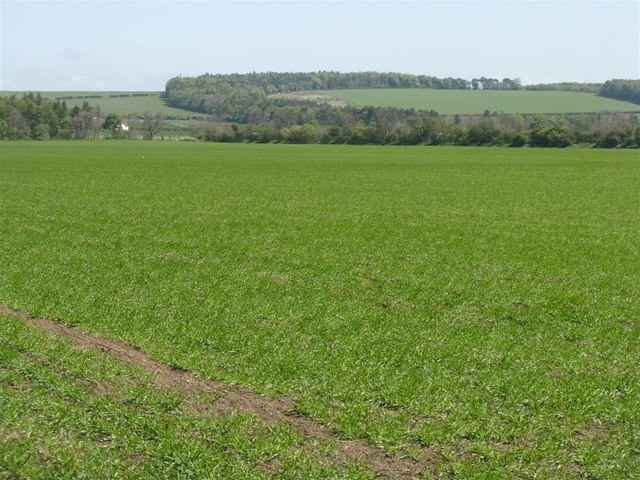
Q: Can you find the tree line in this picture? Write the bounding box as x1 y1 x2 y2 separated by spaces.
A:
0 93 165 140
524 79 640 104
193 100 640 148
523 82 602 93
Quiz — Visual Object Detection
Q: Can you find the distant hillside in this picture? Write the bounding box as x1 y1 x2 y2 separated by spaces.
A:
163 72 521 120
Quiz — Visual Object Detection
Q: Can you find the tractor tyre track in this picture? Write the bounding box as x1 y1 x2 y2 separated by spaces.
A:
0 304 428 478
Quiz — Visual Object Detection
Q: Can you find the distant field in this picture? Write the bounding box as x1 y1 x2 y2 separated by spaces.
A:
1 143 638 478
0 91 201 118
279 89 640 115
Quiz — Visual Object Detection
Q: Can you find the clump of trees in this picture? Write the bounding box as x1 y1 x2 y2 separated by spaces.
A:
524 82 602 93
599 79 640 104
0 93 96 140
0 93 165 140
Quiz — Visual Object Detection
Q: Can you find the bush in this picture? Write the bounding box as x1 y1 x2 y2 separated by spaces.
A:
509 132 527 147
597 132 621 148
530 124 573 148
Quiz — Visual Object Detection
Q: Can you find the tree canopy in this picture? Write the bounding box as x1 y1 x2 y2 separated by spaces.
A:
599 79 640 104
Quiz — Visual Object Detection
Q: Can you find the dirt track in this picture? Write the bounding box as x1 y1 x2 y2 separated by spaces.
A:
1 304 428 478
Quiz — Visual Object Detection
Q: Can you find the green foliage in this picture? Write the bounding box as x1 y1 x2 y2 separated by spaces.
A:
0 93 91 140
1 142 639 477
598 131 622 148
471 77 521 90
529 122 574 148
0 94 180 140
140 112 165 140
599 79 640 105
461 120 504 146
102 113 122 139
280 121 321 144
508 131 527 147
196 106 639 148
525 82 602 93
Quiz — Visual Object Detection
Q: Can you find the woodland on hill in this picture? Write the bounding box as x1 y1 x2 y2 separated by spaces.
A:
164 72 523 120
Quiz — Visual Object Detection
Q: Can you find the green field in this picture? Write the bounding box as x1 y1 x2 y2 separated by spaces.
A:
1 142 638 478
284 89 640 115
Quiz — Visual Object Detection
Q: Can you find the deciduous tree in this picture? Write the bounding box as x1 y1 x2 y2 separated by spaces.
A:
103 113 122 138
141 112 164 140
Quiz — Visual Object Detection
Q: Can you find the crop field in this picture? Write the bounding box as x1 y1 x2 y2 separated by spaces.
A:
279 89 640 115
1 142 638 478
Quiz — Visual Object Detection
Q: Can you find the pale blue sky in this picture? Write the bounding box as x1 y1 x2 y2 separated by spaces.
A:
1 0 638 91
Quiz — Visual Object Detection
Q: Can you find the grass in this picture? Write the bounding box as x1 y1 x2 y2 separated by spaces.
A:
1 142 639 477
282 89 640 114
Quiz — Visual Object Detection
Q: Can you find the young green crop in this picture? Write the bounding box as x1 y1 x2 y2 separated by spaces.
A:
316 88 640 114
0 142 638 477
0 312 373 479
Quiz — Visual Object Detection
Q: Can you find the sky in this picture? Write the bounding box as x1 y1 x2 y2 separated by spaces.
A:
1 0 639 91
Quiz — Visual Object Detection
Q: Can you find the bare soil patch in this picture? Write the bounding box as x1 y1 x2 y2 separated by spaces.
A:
1 304 428 478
